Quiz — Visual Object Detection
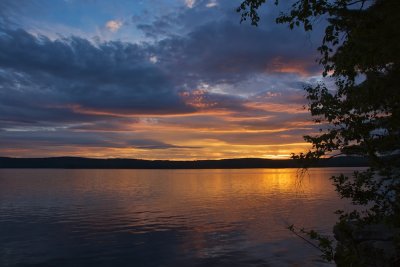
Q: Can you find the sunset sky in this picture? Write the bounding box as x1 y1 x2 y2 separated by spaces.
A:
0 0 328 160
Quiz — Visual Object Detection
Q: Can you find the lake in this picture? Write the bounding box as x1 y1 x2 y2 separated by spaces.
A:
0 168 360 267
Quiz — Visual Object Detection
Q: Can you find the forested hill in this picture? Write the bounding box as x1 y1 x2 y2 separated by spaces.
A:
0 157 368 169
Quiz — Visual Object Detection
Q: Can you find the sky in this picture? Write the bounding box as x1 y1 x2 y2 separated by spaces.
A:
0 0 328 160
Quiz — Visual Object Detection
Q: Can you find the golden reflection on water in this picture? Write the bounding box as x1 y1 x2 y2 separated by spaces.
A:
0 168 350 230
0 168 361 266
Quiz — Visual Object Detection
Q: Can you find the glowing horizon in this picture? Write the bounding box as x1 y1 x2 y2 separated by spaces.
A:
0 0 325 160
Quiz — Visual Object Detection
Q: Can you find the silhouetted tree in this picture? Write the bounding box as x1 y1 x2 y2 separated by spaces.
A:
238 0 400 266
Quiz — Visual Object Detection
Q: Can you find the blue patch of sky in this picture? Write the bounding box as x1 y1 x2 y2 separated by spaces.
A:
6 0 184 42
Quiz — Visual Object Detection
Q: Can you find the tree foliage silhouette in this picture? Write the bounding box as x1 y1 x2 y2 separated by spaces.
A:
238 0 400 266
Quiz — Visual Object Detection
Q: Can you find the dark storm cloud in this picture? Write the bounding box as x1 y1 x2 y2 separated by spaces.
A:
0 130 195 151
0 0 320 117
140 0 321 86
145 24 320 91
136 17 176 39
0 28 193 123
127 139 200 149
0 20 317 127
0 130 120 148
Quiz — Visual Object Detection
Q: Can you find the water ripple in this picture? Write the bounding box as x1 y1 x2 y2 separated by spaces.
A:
0 168 359 267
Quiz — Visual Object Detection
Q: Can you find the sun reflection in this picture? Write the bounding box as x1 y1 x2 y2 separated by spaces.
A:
1 167 356 265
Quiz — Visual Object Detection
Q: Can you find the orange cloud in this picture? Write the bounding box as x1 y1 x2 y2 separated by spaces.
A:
105 20 123 32
266 57 318 77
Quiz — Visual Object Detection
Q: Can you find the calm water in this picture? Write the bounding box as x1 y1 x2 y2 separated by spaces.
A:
0 168 360 267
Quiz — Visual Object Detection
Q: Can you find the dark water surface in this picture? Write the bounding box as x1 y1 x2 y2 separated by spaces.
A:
0 168 359 267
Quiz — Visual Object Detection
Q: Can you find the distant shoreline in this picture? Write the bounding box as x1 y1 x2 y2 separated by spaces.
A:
0 156 368 169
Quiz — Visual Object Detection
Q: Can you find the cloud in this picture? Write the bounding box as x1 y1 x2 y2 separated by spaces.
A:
149 55 158 63
135 0 323 85
127 139 200 149
105 20 123 32
0 20 319 124
185 0 196 9
0 0 326 159
180 89 253 113
0 129 200 152
206 0 218 8
148 22 320 88
0 27 194 122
